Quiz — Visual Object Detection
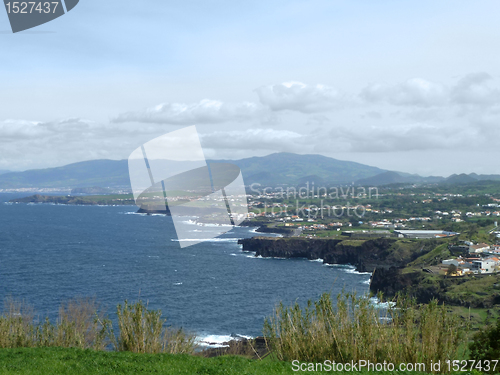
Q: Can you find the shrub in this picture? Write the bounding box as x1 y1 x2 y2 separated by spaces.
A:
263 292 466 373
54 298 112 350
0 297 111 350
0 297 194 354
0 298 36 348
469 318 500 373
115 300 196 354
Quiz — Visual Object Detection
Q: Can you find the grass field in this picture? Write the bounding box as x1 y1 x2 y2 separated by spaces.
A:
0 347 439 375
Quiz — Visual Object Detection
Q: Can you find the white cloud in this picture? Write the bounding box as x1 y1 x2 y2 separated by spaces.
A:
112 99 264 125
255 81 345 113
3 74 500 174
361 74 500 110
361 78 448 107
0 119 45 140
201 128 302 152
0 118 160 170
450 72 500 107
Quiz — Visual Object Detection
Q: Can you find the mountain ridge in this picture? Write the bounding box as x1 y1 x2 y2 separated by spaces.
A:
0 153 385 189
0 153 499 189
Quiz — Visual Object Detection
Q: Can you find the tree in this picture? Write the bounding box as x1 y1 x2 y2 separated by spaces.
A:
447 263 458 276
470 318 500 373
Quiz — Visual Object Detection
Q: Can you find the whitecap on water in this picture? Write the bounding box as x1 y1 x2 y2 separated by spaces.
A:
171 238 238 243
369 297 396 309
196 334 253 348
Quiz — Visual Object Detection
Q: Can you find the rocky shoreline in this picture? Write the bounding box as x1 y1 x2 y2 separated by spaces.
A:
238 237 403 273
237 236 441 301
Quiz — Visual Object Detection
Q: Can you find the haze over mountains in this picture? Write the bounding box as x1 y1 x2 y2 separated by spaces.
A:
0 153 499 190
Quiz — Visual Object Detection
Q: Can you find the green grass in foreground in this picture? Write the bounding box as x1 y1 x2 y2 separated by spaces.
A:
0 348 294 375
0 347 437 375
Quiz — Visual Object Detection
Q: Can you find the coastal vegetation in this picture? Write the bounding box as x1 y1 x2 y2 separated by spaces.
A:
0 298 196 355
0 293 488 375
0 348 302 375
264 292 466 373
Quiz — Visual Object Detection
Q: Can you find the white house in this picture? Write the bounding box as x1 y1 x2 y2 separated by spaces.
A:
471 257 499 274
469 243 491 254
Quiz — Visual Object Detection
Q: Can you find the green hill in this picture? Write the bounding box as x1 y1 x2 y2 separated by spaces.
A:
213 152 385 186
2 153 499 190
0 153 386 189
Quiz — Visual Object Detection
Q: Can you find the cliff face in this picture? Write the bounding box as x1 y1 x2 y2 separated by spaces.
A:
237 237 406 273
369 267 423 297
238 237 342 262
238 236 477 305
365 264 500 308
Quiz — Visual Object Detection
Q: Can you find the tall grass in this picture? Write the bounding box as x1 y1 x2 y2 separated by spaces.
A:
263 292 467 373
0 298 36 348
54 298 111 350
0 298 196 354
0 297 111 350
115 300 196 354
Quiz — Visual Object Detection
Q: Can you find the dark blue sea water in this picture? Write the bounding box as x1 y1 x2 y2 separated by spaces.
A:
0 193 369 346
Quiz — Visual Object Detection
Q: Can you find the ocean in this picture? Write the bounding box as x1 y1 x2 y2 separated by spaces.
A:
0 193 370 347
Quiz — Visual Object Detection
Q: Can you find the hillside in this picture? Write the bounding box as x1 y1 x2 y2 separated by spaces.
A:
213 152 385 186
355 171 500 187
0 160 130 189
0 153 386 189
2 152 499 190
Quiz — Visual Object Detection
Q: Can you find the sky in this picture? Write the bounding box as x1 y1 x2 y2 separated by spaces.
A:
1 0 500 176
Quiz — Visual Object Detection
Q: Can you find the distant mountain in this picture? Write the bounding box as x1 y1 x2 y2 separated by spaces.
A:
1 153 497 190
468 173 500 181
212 152 386 187
0 153 386 189
442 173 478 185
355 171 410 186
355 171 445 186
356 171 500 187
0 170 10 175
0 160 130 189
441 173 500 185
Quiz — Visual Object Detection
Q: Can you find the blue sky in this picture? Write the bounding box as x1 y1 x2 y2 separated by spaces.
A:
1 0 500 176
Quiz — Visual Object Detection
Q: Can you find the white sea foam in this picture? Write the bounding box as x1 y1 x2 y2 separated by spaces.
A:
123 211 147 216
245 254 263 259
245 254 289 260
309 258 324 263
324 263 355 269
196 334 253 348
196 223 233 227
196 335 231 348
171 238 238 243
325 263 372 275
173 282 183 286
369 297 396 309
343 268 372 275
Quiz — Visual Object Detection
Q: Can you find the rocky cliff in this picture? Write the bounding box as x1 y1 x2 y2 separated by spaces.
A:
237 237 469 303
237 237 412 273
